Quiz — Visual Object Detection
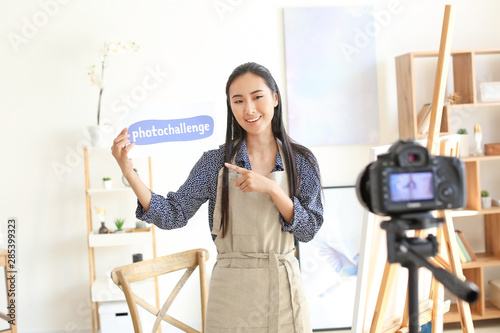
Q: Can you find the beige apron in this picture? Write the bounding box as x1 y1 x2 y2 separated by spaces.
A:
206 146 312 333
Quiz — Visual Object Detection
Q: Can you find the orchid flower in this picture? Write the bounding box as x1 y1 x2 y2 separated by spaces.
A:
87 41 139 125
93 206 106 222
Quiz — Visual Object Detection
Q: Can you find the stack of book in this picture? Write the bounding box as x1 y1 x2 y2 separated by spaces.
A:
455 230 476 263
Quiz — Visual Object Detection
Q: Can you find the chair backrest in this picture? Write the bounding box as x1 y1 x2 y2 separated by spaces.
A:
111 248 210 333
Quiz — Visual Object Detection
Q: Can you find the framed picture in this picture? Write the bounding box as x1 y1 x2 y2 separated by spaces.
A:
298 186 365 330
283 7 379 146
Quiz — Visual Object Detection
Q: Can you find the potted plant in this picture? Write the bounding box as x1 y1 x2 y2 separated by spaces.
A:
481 190 491 209
102 177 112 189
114 218 125 233
457 128 469 157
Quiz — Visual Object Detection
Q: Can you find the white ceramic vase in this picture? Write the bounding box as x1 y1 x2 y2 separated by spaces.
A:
88 125 106 147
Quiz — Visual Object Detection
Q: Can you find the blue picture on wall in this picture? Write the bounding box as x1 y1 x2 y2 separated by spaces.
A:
284 7 379 146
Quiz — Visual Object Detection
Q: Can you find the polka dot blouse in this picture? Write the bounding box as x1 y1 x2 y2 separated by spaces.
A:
136 140 323 242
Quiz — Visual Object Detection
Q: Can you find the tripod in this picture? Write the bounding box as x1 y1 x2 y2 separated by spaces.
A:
381 213 479 333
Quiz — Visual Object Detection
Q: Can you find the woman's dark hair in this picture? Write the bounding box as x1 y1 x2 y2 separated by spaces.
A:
219 62 320 237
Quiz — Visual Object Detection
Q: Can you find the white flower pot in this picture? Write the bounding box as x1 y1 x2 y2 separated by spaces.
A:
103 180 112 189
482 197 492 209
88 125 106 147
458 134 469 157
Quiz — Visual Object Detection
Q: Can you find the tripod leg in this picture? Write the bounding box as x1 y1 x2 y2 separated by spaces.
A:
408 262 420 333
402 229 426 330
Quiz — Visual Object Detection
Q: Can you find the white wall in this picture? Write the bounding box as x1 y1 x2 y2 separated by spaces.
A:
1 0 500 332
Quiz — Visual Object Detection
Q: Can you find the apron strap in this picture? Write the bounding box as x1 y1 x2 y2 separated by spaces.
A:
269 250 280 333
216 250 304 333
279 253 304 333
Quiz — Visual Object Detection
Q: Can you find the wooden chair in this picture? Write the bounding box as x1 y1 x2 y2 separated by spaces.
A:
111 248 210 333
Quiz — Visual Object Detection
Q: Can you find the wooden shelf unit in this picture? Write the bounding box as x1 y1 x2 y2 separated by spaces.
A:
445 155 500 323
84 146 158 333
396 49 500 140
395 49 500 324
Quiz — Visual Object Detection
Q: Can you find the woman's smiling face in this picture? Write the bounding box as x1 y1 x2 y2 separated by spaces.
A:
228 72 278 138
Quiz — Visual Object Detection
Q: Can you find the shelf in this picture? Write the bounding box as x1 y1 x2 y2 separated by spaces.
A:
452 209 480 217
462 155 500 162
444 301 500 323
462 253 500 269
88 229 152 247
479 207 500 215
91 277 155 302
446 102 500 109
453 207 500 217
416 132 451 140
87 187 132 195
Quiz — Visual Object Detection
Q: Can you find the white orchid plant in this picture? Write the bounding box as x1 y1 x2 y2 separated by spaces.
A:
87 41 140 125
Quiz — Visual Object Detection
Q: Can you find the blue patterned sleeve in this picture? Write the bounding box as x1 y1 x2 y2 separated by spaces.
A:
136 150 220 230
280 152 323 242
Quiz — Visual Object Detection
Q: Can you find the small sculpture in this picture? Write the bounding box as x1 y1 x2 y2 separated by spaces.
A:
94 206 106 221
94 206 108 234
448 92 462 104
473 123 483 156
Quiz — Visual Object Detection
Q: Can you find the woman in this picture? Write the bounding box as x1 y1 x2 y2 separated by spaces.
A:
112 62 323 332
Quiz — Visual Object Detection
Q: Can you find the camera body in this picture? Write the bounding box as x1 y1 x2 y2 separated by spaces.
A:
356 140 466 216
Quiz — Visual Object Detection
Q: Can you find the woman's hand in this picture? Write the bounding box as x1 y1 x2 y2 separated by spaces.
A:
224 163 273 194
111 127 152 211
111 128 136 177
224 162 294 222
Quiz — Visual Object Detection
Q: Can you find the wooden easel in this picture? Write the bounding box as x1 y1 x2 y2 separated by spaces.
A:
369 5 475 333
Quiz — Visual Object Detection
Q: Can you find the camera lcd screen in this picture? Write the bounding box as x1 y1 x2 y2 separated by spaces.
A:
389 171 434 203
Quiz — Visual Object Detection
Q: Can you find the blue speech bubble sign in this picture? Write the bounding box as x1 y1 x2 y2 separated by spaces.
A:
128 115 214 145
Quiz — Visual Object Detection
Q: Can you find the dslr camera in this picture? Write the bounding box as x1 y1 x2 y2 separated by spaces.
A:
356 140 466 216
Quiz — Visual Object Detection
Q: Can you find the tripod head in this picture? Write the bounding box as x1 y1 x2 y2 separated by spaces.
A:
381 213 479 304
